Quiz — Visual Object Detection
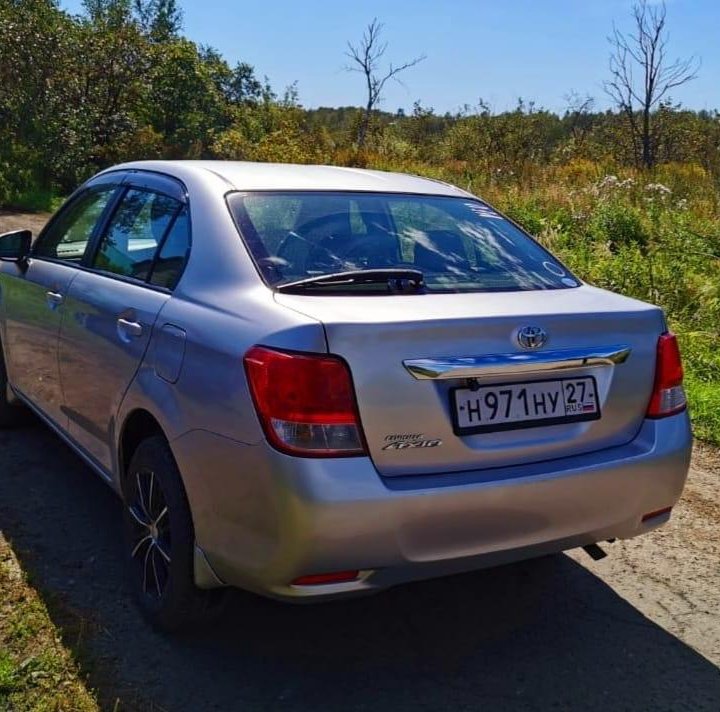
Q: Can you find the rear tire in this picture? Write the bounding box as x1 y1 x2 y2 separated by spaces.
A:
122 435 224 632
0 341 28 428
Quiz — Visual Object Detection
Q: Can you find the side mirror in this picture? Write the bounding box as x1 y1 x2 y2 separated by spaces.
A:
0 230 31 265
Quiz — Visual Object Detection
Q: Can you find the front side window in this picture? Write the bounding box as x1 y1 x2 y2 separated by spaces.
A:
92 189 183 283
34 187 116 262
227 191 578 293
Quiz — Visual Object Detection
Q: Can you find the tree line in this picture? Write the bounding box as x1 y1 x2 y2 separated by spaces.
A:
0 0 718 209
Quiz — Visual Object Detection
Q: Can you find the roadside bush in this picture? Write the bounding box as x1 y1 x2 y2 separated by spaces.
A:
589 201 648 251
502 198 548 236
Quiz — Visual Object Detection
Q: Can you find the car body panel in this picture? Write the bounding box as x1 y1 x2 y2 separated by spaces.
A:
170 414 691 597
109 281 327 493
59 271 170 469
104 160 474 197
1 259 80 427
0 160 693 601
275 286 665 474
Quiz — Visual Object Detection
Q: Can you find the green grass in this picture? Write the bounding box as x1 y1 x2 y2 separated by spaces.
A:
685 377 720 446
0 651 18 696
3 187 64 213
0 535 98 712
675 331 720 445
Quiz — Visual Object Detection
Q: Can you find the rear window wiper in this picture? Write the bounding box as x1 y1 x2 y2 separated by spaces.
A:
275 269 425 294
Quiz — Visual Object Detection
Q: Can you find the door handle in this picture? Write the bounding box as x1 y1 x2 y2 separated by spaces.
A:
46 291 64 308
117 318 143 338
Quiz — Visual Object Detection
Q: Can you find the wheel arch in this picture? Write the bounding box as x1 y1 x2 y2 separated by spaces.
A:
116 407 224 591
118 408 168 491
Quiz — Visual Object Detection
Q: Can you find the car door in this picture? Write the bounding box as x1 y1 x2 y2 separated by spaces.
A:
58 177 190 470
1 183 120 427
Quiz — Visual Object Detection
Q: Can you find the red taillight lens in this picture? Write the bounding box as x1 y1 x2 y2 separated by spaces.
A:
244 346 366 456
646 332 687 418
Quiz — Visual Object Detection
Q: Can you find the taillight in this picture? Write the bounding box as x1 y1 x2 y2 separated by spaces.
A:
243 346 366 457
646 332 687 418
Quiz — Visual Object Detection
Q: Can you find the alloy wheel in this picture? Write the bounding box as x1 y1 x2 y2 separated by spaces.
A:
127 469 172 600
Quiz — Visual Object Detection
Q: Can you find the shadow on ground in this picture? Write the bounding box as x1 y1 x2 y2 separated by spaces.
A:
1 421 719 711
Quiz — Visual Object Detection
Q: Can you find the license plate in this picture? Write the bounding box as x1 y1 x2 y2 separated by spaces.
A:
451 376 600 435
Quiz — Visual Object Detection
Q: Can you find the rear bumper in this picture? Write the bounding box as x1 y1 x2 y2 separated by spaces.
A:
172 413 692 600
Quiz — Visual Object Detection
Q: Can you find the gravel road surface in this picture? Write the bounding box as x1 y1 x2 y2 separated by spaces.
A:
0 424 718 711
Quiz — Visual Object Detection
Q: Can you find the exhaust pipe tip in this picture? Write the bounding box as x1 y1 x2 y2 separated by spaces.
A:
582 543 608 561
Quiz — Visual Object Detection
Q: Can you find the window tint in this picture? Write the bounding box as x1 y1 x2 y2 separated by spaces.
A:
231 193 399 283
243 195 302 253
148 207 190 289
93 189 180 281
389 201 462 262
227 191 578 293
34 188 115 262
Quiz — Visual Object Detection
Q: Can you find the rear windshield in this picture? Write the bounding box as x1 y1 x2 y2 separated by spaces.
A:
226 191 578 293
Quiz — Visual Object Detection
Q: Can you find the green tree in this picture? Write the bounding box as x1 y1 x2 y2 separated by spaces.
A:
134 0 182 41
146 39 227 157
0 0 84 195
74 2 153 170
199 46 263 107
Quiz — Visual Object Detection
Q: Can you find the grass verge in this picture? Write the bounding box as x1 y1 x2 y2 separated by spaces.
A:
0 532 98 712
685 377 720 446
1 189 65 213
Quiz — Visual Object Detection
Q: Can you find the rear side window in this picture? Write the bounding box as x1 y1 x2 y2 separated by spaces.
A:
93 189 179 279
90 188 189 289
148 208 190 289
34 187 115 262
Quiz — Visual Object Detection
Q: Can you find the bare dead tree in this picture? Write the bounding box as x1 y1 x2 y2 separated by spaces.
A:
345 19 425 149
604 0 699 169
564 91 595 147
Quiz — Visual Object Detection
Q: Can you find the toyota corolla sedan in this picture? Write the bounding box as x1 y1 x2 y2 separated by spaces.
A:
0 161 692 631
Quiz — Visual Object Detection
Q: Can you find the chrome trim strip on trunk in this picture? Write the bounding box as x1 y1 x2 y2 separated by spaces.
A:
403 345 632 380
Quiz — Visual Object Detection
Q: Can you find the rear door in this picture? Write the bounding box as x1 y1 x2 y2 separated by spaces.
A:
1 182 119 426
58 177 190 470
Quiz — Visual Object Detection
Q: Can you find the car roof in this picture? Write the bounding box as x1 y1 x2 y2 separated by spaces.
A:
104 160 473 198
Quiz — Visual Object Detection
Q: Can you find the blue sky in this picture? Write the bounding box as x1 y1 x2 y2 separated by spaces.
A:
60 0 719 114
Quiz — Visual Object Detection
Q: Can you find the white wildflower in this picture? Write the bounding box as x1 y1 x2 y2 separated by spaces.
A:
644 183 672 195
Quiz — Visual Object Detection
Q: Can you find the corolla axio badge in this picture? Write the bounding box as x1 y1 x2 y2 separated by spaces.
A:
517 325 547 350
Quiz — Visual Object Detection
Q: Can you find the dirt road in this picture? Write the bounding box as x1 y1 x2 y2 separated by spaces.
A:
0 211 718 709
0 210 50 237
0 422 717 711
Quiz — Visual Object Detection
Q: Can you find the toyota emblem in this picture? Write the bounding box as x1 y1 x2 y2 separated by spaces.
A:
517 326 547 349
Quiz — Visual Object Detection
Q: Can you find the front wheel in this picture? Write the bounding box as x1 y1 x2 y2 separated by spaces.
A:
122 435 223 632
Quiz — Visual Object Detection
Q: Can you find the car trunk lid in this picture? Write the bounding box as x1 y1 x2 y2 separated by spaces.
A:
275 285 665 476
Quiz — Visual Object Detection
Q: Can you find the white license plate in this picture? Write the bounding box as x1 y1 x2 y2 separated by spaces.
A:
451 376 600 435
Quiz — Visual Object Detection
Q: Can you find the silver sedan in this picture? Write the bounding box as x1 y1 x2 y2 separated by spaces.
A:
0 161 692 631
